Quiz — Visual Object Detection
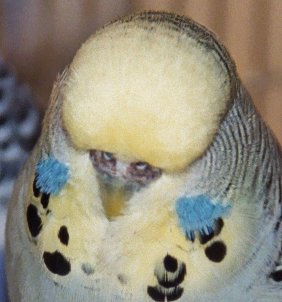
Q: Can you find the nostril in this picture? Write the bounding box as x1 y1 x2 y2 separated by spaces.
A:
89 150 162 186
134 162 149 170
128 161 162 185
102 151 115 161
89 149 117 176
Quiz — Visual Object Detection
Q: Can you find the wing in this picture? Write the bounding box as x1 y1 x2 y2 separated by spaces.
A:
169 86 282 300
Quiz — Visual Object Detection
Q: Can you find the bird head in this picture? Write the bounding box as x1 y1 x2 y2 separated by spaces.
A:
59 12 237 218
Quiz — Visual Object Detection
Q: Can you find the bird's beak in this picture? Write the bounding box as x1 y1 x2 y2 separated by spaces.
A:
97 175 135 220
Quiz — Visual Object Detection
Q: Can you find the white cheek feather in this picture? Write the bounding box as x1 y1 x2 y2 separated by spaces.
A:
62 21 231 172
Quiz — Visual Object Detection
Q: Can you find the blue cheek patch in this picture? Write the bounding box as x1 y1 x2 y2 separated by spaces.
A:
35 156 70 195
175 194 231 241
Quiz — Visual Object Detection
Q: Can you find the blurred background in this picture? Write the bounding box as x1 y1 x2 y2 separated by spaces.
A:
0 0 281 142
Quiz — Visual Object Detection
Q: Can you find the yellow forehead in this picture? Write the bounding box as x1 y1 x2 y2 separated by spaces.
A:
62 21 230 171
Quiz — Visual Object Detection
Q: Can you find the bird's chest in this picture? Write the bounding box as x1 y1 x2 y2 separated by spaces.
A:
24 163 269 301
25 170 188 295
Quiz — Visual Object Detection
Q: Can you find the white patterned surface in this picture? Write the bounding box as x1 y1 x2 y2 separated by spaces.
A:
0 207 8 301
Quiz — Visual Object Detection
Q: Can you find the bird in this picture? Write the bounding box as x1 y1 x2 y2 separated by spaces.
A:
5 11 282 302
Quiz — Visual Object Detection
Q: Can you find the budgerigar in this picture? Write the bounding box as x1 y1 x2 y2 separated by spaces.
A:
5 12 282 302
